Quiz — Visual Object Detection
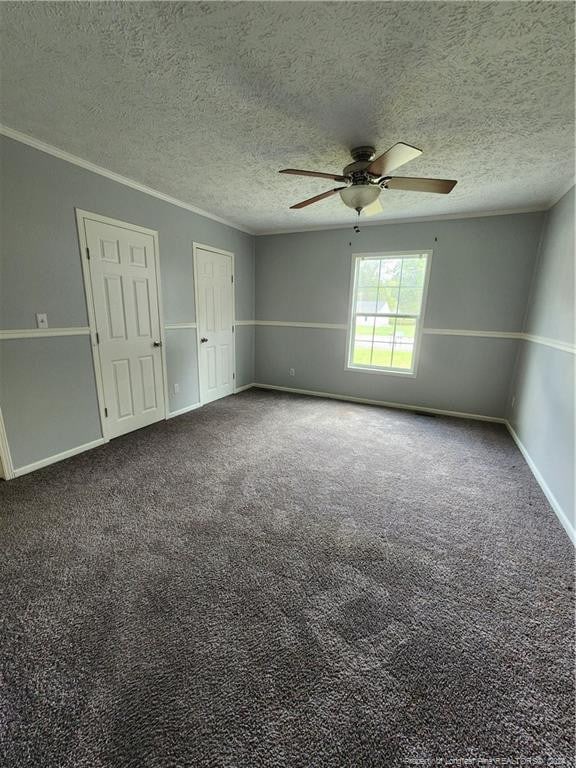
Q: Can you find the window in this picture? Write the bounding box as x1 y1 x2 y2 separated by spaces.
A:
347 251 430 375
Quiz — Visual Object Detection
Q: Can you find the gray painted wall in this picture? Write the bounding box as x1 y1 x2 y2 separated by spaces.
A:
235 325 255 390
508 187 575 528
0 337 102 468
255 213 544 417
0 135 255 469
164 329 201 413
256 328 519 417
1 129 572 540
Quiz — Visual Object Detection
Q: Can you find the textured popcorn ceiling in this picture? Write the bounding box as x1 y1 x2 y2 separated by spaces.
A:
0 1 574 234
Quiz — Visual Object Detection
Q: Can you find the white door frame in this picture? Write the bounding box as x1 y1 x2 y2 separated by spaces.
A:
192 242 236 406
76 209 169 440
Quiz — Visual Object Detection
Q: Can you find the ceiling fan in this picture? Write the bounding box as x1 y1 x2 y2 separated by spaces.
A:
279 143 457 215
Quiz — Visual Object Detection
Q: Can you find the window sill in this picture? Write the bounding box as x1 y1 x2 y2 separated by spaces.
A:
345 364 417 378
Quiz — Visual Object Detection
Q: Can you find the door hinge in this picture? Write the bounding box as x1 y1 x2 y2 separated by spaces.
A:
233 373 235 379
231 274 234 283
104 407 108 417
86 247 90 260
95 332 100 344
232 325 235 333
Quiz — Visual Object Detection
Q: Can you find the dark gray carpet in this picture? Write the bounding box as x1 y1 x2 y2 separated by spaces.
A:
0 389 574 767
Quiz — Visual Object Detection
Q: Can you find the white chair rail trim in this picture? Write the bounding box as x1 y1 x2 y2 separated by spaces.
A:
0 327 91 339
1 325 573 355
230 323 576 353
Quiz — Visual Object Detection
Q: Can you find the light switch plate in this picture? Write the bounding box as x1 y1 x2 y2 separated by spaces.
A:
36 313 48 329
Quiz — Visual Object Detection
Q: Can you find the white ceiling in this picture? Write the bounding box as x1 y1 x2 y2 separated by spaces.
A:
1 2 574 234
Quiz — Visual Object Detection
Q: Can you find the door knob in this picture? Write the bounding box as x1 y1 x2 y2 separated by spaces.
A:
200 337 208 343
153 341 162 347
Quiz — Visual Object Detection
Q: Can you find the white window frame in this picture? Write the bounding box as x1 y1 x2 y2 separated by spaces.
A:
345 250 432 378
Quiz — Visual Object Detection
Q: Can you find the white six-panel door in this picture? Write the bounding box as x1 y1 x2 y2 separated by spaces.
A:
194 245 235 405
82 215 166 440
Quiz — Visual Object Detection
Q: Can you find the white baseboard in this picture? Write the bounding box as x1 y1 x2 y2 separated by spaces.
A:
505 421 575 546
6 390 572 550
250 383 574 546
10 404 206 477
0 405 15 480
234 383 255 394
251 383 505 423
169 389 254 412
12 438 108 478
167 402 202 419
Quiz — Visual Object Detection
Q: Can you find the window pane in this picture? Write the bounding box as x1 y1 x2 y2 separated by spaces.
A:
394 318 416 343
391 344 414 369
353 342 373 366
376 258 401 313
400 257 427 287
349 254 428 373
398 286 423 315
374 316 395 340
357 259 380 287
353 315 374 366
379 258 402 286
356 286 377 314
392 317 416 369
371 341 393 367
376 283 399 314
355 315 375 342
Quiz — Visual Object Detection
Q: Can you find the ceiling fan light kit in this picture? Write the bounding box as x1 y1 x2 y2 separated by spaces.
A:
279 142 458 214
339 184 381 211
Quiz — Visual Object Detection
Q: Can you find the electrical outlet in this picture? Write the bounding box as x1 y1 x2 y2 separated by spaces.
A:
289 368 295 377
36 313 48 329
173 383 180 394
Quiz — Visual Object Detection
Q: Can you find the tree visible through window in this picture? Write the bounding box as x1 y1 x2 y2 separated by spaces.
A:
348 252 430 374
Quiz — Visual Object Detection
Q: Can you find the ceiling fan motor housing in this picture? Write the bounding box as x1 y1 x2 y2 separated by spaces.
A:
350 146 376 162
343 146 382 185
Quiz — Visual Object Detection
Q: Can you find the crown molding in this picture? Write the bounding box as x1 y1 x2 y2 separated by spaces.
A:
255 206 549 236
0 124 255 236
2 123 570 237
547 178 575 208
